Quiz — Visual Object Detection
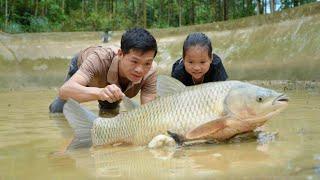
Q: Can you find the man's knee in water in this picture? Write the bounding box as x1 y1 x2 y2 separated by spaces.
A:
49 55 78 113
49 97 66 113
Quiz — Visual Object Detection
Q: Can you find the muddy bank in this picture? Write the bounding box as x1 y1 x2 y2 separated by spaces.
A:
0 31 107 61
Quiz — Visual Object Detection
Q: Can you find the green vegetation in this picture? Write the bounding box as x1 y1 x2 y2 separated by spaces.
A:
0 0 317 33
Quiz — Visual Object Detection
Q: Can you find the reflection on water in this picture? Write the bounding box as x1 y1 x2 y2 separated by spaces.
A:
0 89 319 179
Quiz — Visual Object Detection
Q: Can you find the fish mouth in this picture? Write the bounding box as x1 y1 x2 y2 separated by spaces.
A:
273 93 289 105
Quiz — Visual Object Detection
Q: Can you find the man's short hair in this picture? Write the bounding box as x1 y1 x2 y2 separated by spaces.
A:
121 28 157 57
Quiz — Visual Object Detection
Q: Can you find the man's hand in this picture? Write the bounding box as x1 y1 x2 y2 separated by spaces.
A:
98 84 125 103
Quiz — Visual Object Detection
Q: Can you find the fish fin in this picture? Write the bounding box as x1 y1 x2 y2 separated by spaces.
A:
186 118 228 140
63 99 98 149
122 96 139 111
167 131 185 145
157 75 186 97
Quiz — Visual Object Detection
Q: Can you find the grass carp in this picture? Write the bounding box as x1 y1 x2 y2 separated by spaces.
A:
63 76 289 148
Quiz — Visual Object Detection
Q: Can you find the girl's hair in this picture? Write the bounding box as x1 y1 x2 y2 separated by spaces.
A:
182 32 212 58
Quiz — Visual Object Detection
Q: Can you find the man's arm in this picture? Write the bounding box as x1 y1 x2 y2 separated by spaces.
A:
59 72 124 103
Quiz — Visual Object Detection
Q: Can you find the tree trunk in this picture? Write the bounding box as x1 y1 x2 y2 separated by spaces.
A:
82 0 84 17
246 0 252 14
124 0 128 20
191 0 195 24
223 0 228 21
5 0 7 29
114 0 117 15
35 0 38 16
152 0 155 24
112 0 115 29
159 0 163 24
270 0 275 13
61 0 65 13
211 0 216 22
168 0 171 25
132 0 136 20
143 0 147 28
23 0 28 9
178 0 182 26
111 0 114 14
242 0 249 16
95 0 98 13
257 0 260 14
41 1 45 16
256 0 263 15
136 1 140 25
124 0 129 11
61 0 65 26
293 0 299 7
45 0 48 16
10 0 14 18
104 1 107 16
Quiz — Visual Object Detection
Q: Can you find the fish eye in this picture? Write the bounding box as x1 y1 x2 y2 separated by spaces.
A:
256 96 264 103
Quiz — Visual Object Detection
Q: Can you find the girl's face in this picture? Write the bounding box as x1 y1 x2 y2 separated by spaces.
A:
183 45 211 81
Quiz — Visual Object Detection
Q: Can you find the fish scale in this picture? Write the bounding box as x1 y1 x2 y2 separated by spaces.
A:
91 81 238 146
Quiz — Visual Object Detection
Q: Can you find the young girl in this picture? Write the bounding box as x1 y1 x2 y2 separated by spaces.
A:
171 32 228 86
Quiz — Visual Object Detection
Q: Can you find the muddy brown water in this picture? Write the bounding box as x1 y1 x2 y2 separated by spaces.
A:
1 4 319 178
0 88 319 179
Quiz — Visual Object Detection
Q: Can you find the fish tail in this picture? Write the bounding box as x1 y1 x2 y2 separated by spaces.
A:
63 99 98 149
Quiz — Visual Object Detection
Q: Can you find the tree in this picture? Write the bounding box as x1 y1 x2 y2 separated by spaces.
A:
1 0 318 33
211 0 216 22
270 0 275 13
223 0 228 20
143 0 147 28
5 0 8 29
178 0 182 26
256 0 264 14
293 0 300 7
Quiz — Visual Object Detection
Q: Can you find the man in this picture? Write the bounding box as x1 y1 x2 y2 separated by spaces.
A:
49 28 158 114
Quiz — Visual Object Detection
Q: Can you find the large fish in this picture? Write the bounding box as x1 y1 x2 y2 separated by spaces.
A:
63 76 289 148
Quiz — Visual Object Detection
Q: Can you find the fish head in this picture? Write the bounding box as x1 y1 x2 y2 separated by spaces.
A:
225 83 289 123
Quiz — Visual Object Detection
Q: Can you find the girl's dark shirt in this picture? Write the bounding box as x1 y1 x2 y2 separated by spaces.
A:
171 53 228 86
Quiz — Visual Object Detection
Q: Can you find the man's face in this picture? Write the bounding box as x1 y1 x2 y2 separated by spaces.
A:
118 49 155 83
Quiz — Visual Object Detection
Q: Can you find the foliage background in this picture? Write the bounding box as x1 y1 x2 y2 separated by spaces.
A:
0 0 317 33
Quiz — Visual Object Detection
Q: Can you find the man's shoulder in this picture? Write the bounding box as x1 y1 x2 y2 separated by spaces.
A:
81 45 116 58
78 46 117 66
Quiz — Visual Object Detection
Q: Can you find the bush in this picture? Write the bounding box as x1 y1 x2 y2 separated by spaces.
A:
29 16 50 32
86 12 103 31
4 23 24 33
47 1 66 23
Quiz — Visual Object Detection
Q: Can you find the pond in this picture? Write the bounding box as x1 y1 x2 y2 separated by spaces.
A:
0 88 319 179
